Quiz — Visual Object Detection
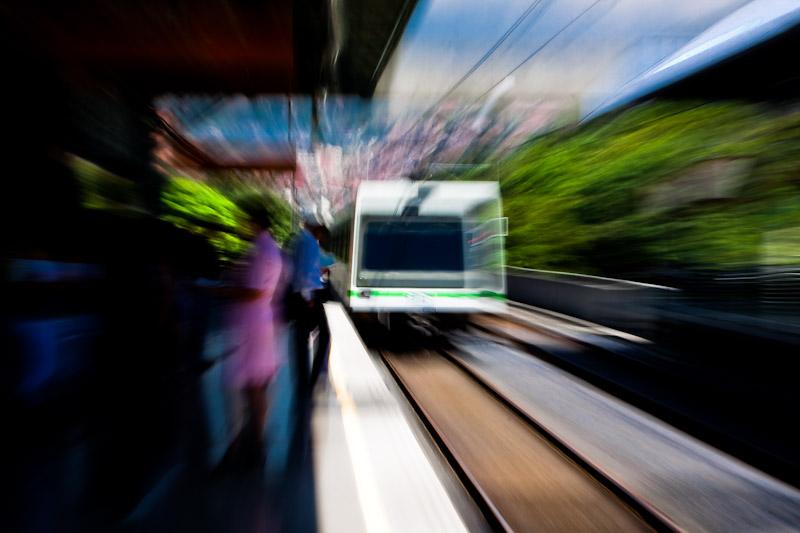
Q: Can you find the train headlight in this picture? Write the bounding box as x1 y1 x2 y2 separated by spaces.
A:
359 289 372 299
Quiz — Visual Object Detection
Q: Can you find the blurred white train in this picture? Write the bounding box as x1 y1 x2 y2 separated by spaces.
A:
328 179 507 315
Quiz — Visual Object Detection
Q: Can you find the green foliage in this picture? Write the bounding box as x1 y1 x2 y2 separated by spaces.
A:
162 177 245 230
160 177 249 263
160 177 295 265
226 187 294 246
71 156 139 210
71 155 295 267
464 102 800 274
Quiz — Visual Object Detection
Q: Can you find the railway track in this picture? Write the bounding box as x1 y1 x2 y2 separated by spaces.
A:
378 345 672 532
466 309 800 488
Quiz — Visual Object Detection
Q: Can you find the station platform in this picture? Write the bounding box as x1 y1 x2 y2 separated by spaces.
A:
105 302 479 533
312 302 481 532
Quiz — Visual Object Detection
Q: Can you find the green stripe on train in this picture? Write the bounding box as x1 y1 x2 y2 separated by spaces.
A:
347 290 506 301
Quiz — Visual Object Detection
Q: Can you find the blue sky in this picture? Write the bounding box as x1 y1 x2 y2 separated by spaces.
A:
376 0 753 113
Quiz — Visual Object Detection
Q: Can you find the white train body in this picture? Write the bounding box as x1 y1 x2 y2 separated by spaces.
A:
328 179 507 314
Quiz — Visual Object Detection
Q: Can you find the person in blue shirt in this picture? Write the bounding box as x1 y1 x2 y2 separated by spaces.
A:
288 214 330 398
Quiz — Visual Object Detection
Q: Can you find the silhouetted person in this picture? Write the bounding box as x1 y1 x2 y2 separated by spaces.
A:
221 207 284 467
288 215 330 399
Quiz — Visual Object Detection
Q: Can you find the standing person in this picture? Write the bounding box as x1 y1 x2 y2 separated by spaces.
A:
313 226 335 385
222 206 284 466
289 214 330 398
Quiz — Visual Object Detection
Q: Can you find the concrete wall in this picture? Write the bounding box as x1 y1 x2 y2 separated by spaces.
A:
506 267 670 336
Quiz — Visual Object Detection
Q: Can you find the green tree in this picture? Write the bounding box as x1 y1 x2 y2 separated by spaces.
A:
463 102 800 276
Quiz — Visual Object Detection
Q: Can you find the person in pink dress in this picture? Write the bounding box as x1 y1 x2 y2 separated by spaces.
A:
223 207 285 464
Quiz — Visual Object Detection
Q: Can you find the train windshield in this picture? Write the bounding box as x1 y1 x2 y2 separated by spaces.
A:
358 218 465 287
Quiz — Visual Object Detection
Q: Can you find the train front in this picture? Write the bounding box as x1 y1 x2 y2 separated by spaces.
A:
350 180 507 314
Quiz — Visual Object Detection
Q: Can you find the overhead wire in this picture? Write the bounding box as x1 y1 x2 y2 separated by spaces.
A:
394 0 550 149
473 0 605 104
402 0 607 181
431 0 549 110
